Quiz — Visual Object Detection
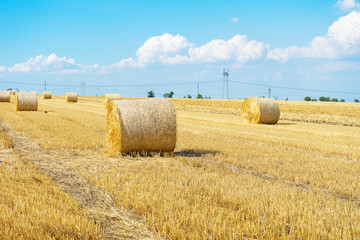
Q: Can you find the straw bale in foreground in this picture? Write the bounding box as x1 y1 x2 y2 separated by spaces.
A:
42 91 52 99
241 97 280 124
0 91 11 102
15 92 38 111
65 92 78 102
103 94 121 108
107 98 176 156
11 90 17 95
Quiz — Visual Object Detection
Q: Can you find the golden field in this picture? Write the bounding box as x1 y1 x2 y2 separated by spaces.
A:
0 95 359 239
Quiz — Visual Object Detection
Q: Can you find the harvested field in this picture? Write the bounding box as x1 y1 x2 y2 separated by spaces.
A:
0 97 360 239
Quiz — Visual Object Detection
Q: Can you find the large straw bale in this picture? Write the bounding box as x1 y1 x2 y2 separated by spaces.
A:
30 91 38 95
65 92 78 103
103 94 121 108
15 92 38 111
0 91 11 102
241 97 280 124
107 98 177 156
42 91 52 99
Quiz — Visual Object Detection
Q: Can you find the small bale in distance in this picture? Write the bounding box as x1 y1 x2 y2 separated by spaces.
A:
30 91 38 95
15 92 38 111
241 97 280 124
107 98 177 157
65 92 78 103
103 94 121 108
42 91 52 99
0 91 11 102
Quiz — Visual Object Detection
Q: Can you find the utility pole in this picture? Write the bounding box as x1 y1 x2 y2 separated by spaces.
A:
197 83 199 98
222 68 230 99
44 81 47 92
268 87 271 98
83 81 86 96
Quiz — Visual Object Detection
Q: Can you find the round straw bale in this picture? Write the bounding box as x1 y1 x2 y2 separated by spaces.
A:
42 91 52 99
107 98 177 156
103 94 121 108
241 97 280 124
15 92 38 111
11 90 17 95
65 92 78 102
30 91 38 95
0 91 11 102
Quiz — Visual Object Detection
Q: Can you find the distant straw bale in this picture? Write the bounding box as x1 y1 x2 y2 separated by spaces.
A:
30 91 38 95
15 92 37 111
65 92 78 103
42 91 52 99
107 98 177 157
103 94 121 108
0 91 11 102
241 97 280 124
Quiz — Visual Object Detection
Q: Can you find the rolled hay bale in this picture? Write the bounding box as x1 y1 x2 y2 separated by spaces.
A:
103 94 121 108
15 92 38 111
0 91 11 102
30 91 38 95
65 92 78 103
241 97 280 124
11 90 17 95
107 98 177 157
42 91 52 99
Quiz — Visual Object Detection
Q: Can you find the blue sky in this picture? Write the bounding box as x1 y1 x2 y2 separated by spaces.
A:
0 0 360 101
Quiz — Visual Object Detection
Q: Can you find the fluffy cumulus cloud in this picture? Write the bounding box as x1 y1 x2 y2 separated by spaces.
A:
7 53 98 74
112 33 267 68
268 11 360 61
335 0 360 11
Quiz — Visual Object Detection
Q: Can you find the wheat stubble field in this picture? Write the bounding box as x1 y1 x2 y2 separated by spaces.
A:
0 95 360 239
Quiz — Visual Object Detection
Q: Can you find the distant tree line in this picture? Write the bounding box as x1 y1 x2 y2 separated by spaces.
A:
304 96 359 102
147 90 211 99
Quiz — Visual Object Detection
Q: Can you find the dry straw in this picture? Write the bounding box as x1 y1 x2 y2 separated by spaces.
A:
107 98 177 156
241 97 280 124
103 94 121 108
65 92 78 103
15 92 38 111
0 91 11 102
11 90 17 95
30 91 38 95
42 91 52 99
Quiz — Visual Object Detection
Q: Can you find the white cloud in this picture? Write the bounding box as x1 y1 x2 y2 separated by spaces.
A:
268 11 360 61
112 33 267 68
335 0 360 11
7 53 98 74
230 17 239 23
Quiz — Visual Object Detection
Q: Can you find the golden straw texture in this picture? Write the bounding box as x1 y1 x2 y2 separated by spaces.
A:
103 94 121 108
107 98 177 156
65 92 78 103
15 92 38 111
241 97 280 124
42 91 52 99
30 91 38 95
0 91 11 102
11 90 17 95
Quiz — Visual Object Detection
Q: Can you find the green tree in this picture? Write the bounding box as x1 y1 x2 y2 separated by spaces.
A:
285 97 288 101
311 98 317 101
163 91 174 98
187 94 192 99
355 99 359 102
304 96 311 101
147 91 155 98
319 96 330 102
340 99 345 102
6 88 12 91
332 98 338 102
196 93 203 99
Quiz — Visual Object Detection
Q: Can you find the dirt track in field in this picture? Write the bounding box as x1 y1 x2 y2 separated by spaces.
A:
0 119 158 240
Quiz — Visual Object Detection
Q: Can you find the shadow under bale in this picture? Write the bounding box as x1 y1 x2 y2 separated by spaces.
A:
175 149 220 157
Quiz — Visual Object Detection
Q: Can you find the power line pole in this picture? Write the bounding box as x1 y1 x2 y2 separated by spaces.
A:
83 81 86 96
268 87 271 98
197 83 199 98
222 68 229 99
